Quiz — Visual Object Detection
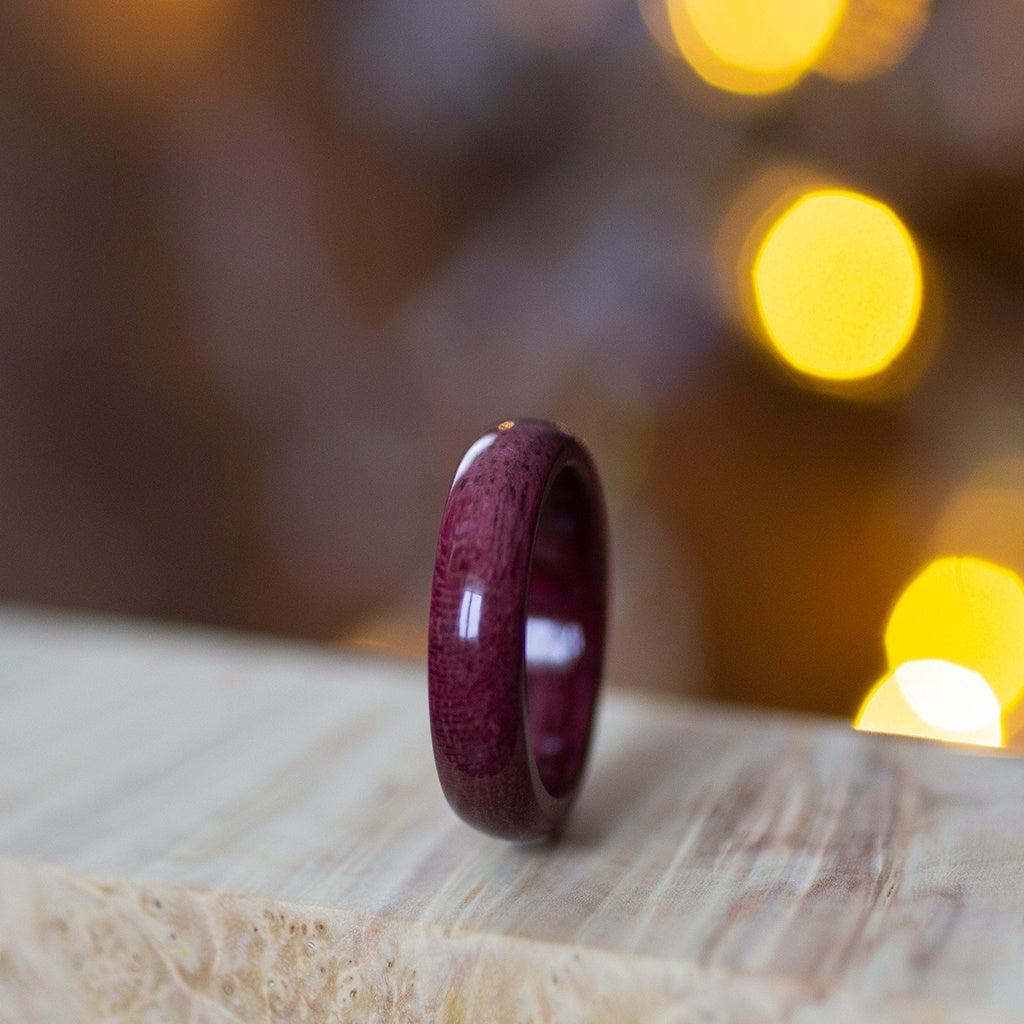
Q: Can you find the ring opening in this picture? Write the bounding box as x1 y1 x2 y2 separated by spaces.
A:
525 461 604 798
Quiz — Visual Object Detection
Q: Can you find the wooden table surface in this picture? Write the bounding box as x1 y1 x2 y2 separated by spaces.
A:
1 606 1023 1022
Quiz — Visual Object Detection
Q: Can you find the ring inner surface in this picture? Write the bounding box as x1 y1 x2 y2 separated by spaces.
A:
525 463 603 799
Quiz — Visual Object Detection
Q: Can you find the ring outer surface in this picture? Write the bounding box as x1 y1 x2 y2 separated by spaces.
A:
428 420 607 840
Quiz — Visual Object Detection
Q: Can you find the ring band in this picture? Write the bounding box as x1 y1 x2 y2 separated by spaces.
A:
429 419 608 840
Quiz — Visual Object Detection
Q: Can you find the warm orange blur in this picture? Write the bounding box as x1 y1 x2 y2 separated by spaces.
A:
47 0 237 97
817 0 931 82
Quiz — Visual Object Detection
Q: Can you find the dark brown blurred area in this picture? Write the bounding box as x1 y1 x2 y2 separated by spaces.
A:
4 0 1024 718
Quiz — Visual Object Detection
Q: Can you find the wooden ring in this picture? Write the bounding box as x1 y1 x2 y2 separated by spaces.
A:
428 420 608 840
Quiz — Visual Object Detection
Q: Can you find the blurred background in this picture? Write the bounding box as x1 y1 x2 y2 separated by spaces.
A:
4 0 1024 734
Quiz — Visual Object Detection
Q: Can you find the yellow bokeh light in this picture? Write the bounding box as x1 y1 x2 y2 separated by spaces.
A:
665 0 846 95
855 660 1003 748
884 556 1024 712
752 189 922 383
855 556 1024 749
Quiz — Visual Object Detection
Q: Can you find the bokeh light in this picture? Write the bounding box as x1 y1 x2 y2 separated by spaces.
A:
816 0 931 82
855 659 1003 747
884 556 1024 710
657 0 929 96
855 556 1024 747
664 0 846 95
751 189 923 385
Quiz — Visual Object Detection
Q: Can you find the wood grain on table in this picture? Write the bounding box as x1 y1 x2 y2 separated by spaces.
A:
0 607 1021 1022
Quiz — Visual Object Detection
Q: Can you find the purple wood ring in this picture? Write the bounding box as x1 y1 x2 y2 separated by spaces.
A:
429 419 608 840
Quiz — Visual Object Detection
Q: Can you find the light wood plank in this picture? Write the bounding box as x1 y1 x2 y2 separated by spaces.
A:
1 606 1023 1021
